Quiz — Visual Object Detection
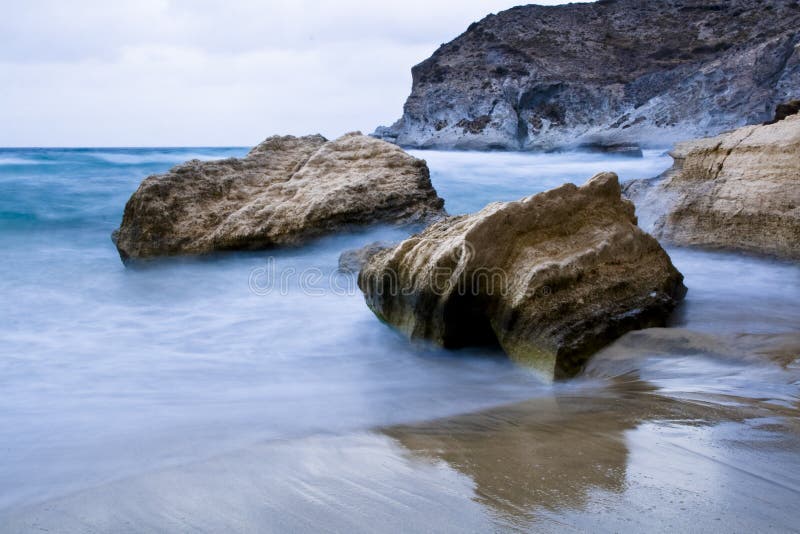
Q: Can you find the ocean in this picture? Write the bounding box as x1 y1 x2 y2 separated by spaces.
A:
0 147 798 531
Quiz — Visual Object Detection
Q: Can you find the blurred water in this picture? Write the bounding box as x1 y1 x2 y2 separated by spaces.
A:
0 147 798 524
414 148 672 214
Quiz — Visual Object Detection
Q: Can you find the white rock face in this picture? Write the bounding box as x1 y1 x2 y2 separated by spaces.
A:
113 133 445 261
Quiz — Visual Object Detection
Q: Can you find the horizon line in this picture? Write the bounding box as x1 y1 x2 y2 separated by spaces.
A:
0 145 251 150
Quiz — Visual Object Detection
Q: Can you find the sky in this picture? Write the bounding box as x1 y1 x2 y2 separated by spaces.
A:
0 1 578 147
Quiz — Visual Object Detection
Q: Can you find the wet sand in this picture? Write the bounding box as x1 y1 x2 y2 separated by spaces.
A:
3 328 798 533
386 380 800 531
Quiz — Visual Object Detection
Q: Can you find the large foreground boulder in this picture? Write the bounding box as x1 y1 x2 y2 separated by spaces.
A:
624 113 800 259
113 133 445 261
358 173 686 379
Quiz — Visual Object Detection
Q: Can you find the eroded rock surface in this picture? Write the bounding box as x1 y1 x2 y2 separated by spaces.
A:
624 114 800 259
374 0 800 151
359 173 686 379
113 133 445 261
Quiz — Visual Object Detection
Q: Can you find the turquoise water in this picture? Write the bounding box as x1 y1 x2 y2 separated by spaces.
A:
0 147 798 529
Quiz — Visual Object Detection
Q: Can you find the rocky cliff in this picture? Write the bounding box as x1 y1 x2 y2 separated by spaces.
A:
374 0 800 151
113 133 445 261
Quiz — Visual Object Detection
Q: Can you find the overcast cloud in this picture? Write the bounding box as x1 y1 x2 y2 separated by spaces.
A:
1 1 577 146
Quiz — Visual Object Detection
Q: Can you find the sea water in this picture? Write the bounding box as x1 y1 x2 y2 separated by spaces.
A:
0 147 798 531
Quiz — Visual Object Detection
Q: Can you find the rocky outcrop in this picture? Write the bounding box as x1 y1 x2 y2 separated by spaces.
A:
624 113 800 259
113 133 445 261
374 0 800 151
358 172 686 379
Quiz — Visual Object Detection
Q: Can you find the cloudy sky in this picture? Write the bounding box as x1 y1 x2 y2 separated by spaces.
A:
1 1 576 147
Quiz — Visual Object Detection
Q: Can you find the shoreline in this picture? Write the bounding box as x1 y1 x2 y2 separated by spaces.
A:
3 361 797 532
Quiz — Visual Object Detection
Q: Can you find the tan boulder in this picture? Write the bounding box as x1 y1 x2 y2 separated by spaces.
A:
113 132 445 261
624 114 800 259
358 172 686 379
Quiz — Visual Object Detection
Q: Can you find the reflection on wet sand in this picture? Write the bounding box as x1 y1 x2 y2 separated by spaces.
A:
387 389 637 518
385 327 800 529
3 376 797 533
385 383 800 530
1 329 797 533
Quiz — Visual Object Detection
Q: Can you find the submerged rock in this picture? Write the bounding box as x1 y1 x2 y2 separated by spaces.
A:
624 114 800 259
576 143 644 158
374 0 800 151
113 133 445 261
358 172 686 379
338 242 394 273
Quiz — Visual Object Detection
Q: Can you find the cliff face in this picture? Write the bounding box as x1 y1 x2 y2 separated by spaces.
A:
374 0 800 151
